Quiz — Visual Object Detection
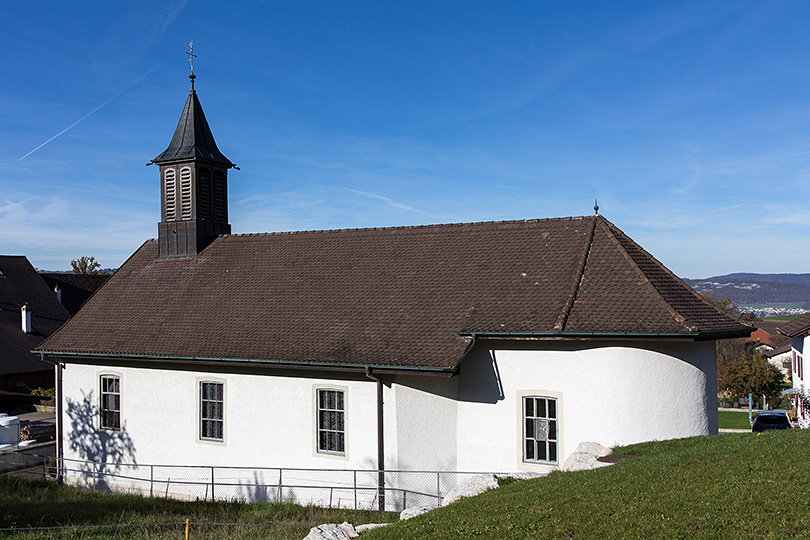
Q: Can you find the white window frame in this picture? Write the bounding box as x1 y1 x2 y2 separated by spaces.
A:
316 388 346 455
522 395 559 464
199 381 224 442
99 375 121 431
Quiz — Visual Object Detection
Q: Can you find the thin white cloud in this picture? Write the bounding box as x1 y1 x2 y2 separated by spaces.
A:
19 63 164 161
344 188 430 216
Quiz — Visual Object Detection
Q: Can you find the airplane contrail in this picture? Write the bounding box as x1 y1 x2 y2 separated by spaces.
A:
19 63 164 161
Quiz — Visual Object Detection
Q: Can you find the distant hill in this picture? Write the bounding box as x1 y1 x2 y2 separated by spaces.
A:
684 273 810 316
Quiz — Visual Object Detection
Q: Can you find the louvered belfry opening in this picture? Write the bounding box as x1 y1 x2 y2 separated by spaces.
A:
152 77 235 258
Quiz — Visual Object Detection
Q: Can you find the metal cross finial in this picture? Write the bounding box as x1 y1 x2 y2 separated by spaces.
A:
594 199 599 215
187 41 197 75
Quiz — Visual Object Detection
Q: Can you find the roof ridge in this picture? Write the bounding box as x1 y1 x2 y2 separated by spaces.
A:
554 216 596 331
601 218 744 332
599 217 694 330
222 215 593 238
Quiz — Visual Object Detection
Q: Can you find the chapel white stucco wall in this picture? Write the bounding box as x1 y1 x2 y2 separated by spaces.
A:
60 363 381 471
60 339 717 477
448 340 718 472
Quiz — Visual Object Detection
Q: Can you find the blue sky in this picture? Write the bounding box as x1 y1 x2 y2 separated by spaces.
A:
2 1 810 277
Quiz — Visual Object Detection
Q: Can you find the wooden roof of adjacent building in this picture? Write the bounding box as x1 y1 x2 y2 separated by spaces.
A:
37 215 751 373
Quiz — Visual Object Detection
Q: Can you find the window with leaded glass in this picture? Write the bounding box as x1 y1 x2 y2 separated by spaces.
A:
317 389 345 454
523 396 558 463
100 375 120 430
200 381 224 441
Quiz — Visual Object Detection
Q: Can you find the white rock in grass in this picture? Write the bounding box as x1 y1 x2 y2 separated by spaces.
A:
355 523 391 532
303 521 358 540
562 441 613 471
442 473 499 505
400 505 434 520
576 441 611 458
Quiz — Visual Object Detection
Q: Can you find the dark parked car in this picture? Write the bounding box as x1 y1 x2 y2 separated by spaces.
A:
751 411 793 432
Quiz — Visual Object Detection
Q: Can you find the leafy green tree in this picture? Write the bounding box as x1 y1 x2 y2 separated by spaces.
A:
71 256 104 275
701 291 739 316
717 348 784 408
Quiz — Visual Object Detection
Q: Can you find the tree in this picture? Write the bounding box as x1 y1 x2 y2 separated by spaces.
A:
71 256 104 275
700 291 739 316
717 348 784 408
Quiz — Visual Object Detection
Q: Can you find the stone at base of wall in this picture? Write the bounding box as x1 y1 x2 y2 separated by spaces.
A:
562 441 612 471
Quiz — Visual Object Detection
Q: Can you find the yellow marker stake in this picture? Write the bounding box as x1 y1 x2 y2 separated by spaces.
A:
185 518 190 540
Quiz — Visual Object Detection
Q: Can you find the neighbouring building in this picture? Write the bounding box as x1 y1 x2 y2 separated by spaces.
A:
777 314 810 427
0 256 69 395
39 273 109 317
36 71 751 508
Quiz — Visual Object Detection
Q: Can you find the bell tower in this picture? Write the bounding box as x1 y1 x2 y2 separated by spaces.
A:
151 44 236 258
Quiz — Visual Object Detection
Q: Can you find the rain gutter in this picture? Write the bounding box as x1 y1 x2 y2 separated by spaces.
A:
458 329 752 341
35 350 458 376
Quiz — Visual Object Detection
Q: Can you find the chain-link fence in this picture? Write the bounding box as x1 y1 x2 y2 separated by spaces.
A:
44 456 496 512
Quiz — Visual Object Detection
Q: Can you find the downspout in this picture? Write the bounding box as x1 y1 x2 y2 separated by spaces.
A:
45 353 64 484
365 366 385 511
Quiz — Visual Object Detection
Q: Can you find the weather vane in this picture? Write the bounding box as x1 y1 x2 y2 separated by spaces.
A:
187 40 197 75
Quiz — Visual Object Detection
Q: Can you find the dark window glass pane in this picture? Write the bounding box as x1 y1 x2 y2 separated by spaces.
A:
525 440 534 460
548 399 556 419
538 399 546 418
336 411 344 431
525 398 534 417
538 443 547 461
526 419 534 438
548 420 557 440
336 433 345 453
549 442 557 462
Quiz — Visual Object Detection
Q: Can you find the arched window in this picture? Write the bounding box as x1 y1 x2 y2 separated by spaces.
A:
180 167 192 220
213 171 226 221
164 169 177 221
199 168 211 221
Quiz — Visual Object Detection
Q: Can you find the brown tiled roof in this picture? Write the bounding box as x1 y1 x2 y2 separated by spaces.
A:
0 256 69 376
37 216 750 371
776 313 810 338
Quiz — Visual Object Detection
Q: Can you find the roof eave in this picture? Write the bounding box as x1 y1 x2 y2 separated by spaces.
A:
36 350 458 376
457 329 752 341
777 325 810 339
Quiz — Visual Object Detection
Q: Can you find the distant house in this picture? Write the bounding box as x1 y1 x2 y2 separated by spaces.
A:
39 273 108 317
763 344 792 379
0 256 69 393
777 314 810 427
37 75 751 497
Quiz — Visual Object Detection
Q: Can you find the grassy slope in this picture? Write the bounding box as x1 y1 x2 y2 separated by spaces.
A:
0 477 396 539
718 410 752 430
366 430 810 540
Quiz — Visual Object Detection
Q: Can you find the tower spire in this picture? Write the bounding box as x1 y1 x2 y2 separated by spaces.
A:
151 51 235 259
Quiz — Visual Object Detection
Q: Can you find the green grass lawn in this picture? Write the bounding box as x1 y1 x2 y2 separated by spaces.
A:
0 476 396 539
718 409 752 430
3 431 809 539
761 313 807 321
363 430 810 540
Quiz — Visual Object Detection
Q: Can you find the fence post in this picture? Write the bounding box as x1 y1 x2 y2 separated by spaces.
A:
150 465 154 498
353 470 357 510
437 473 441 506
42 456 46 480
211 467 215 501
277 469 282 503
